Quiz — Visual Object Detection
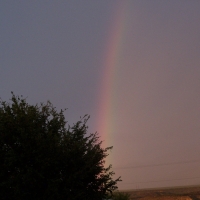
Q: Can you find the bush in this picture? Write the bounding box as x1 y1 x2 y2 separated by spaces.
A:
112 192 131 200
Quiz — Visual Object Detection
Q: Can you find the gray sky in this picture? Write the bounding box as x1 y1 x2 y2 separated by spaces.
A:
1 0 200 190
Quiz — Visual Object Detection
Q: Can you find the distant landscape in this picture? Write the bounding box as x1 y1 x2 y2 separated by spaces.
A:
120 185 200 200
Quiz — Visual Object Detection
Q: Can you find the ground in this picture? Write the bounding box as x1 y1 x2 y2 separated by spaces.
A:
120 185 200 200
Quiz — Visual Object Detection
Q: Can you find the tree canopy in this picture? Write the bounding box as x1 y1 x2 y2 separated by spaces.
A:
0 93 121 200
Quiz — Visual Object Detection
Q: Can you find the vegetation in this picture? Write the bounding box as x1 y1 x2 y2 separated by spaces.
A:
112 192 131 200
0 93 121 200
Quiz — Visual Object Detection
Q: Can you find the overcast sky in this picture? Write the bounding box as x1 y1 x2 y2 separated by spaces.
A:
1 0 200 190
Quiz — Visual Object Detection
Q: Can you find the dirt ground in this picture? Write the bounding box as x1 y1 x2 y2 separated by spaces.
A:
138 197 192 200
120 185 200 200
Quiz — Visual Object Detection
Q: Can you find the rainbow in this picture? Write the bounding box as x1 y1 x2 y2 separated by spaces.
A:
96 2 129 157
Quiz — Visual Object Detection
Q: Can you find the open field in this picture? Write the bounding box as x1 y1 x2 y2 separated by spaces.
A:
119 185 200 200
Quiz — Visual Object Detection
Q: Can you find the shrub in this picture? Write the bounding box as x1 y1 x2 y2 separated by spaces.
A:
112 191 131 200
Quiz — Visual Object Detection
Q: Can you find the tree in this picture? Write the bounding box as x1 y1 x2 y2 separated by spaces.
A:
0 93 121 200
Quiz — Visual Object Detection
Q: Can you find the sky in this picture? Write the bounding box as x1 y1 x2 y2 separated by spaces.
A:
1 0 200 190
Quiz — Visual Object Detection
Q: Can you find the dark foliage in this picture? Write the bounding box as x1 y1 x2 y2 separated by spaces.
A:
0 93 121 200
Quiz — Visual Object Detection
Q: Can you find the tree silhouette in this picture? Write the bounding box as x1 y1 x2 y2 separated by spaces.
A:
0 93 121 200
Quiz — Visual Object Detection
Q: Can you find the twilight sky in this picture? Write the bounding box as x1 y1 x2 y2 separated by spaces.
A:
1 0 200 190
